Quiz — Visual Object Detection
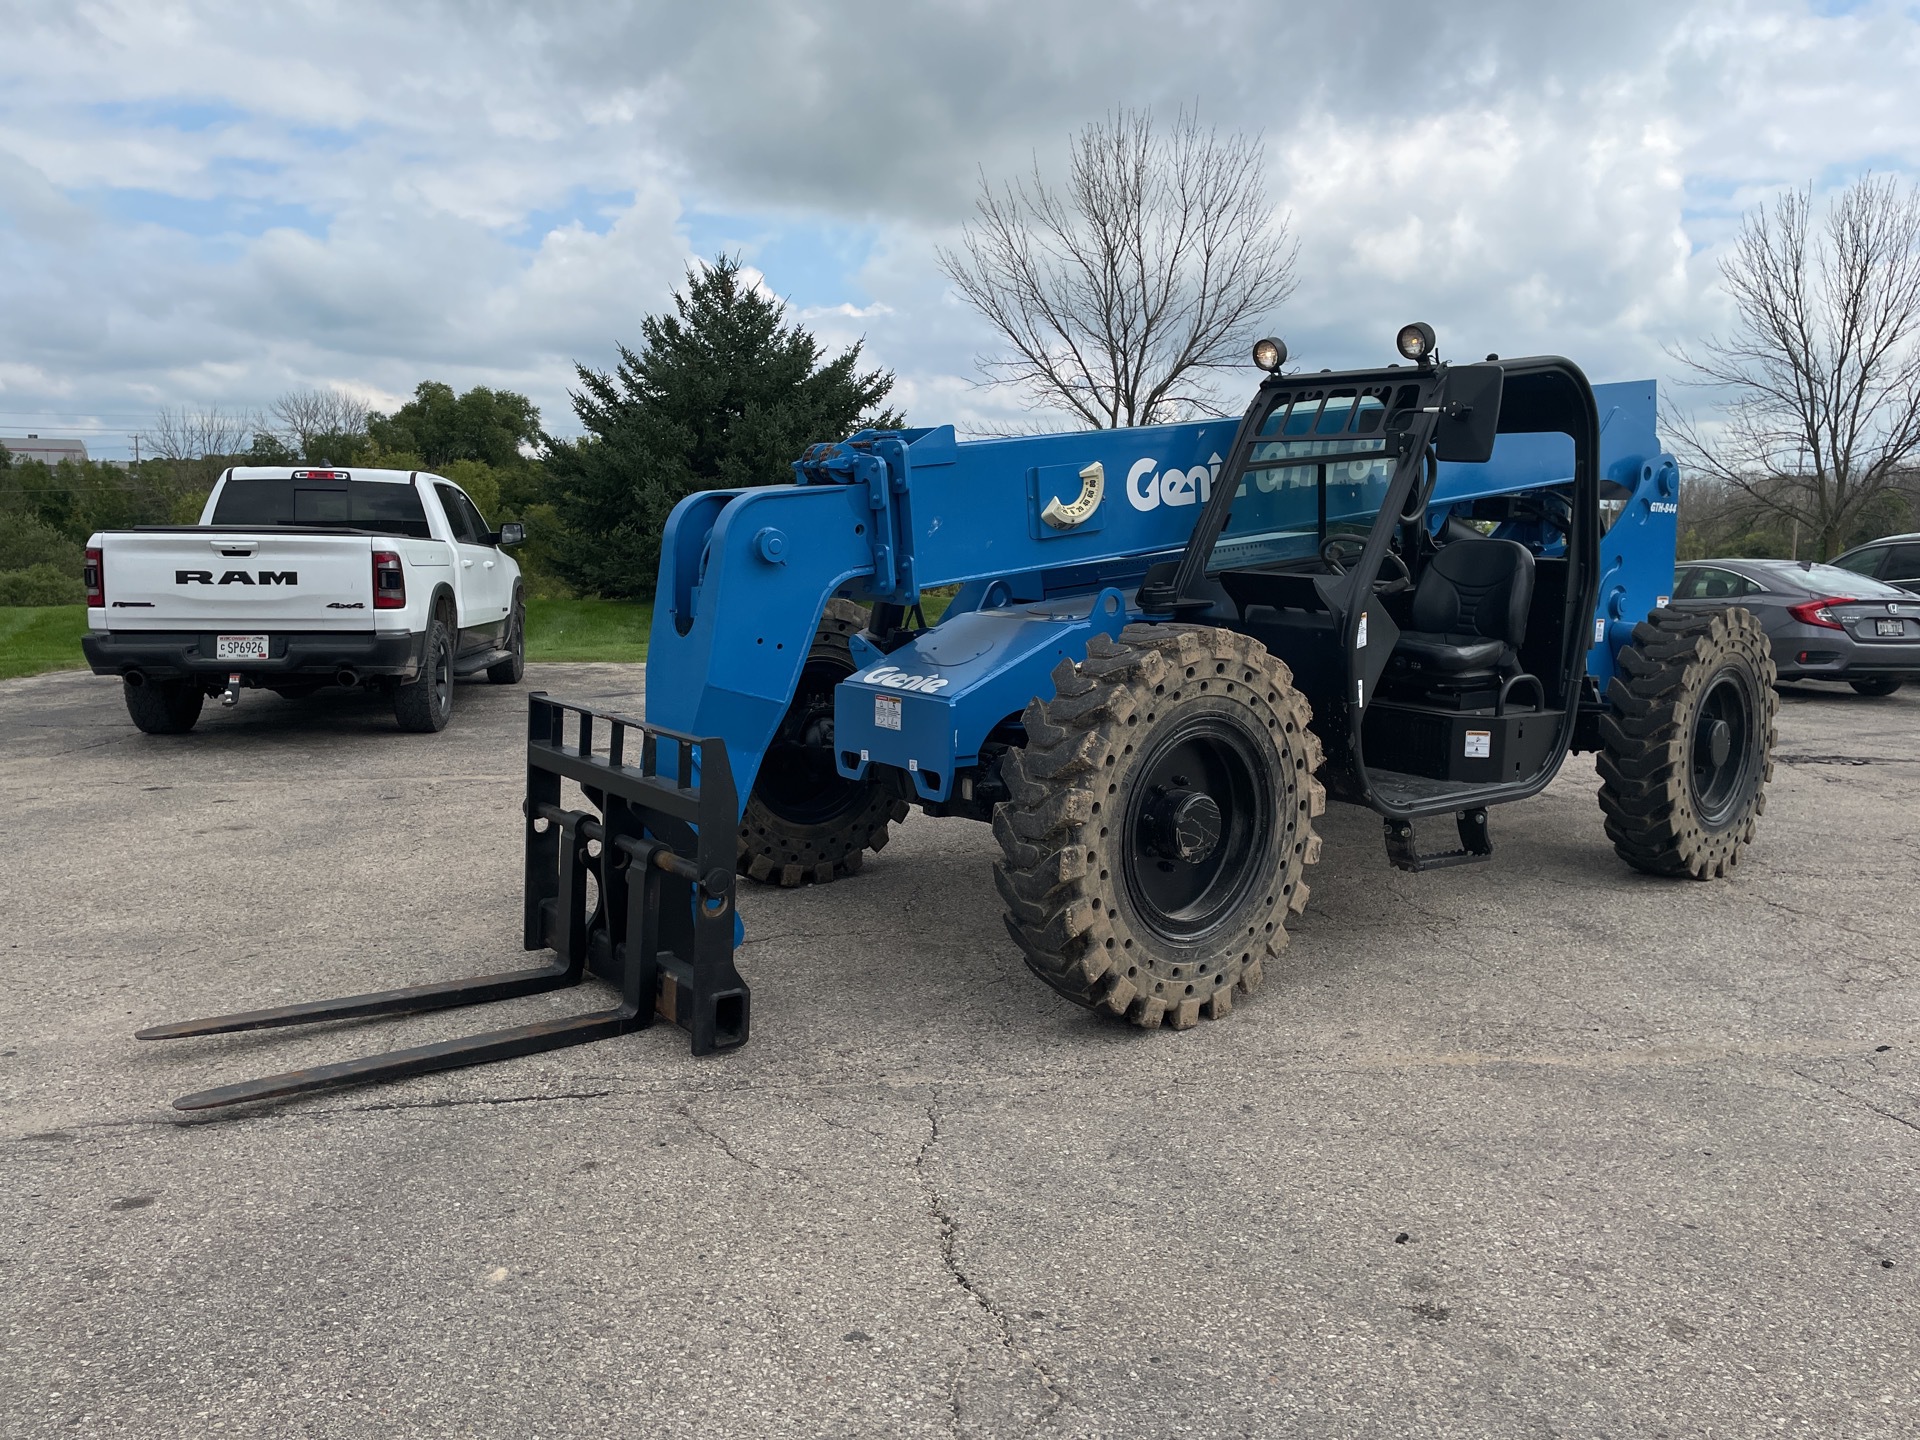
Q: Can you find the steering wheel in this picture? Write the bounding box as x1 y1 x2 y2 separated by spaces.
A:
1320 536 1413 594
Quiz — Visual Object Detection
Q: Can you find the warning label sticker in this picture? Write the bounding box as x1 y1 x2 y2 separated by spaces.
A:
875 695 902 731
1464 729 1492 759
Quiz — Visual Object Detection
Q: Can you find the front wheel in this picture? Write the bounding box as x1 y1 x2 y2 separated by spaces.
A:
994 624 1325 1030
1849 677 1903 697
738 598 908 886
487 590 526 684
1598 607 1777 879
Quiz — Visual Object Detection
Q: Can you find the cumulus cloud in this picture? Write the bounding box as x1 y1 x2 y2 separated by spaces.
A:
0 0 1916 452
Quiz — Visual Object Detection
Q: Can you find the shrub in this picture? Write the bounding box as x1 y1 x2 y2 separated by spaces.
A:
0 516 84 575
0 563 87 606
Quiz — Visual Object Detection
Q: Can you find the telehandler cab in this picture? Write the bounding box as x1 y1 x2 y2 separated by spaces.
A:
142 326 1777 1108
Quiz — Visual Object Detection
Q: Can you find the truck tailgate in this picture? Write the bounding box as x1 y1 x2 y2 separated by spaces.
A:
100 532 376 629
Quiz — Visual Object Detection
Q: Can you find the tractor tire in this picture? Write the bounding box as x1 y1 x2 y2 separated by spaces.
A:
393 614 455 733
487 588 526 684
124 678 204 735
1598 606 1777 880
738 598 909 887
993 624 1325 1030
1849 677 1902 697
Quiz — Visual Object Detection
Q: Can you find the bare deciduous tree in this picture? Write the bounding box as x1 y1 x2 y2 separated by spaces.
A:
267 388 371 458
138 406 250 462
1668 174 1920 560
938 107 1297 429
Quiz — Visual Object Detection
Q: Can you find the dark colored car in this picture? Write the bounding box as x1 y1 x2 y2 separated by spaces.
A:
1831 533 1920 595
1669 557 1920 695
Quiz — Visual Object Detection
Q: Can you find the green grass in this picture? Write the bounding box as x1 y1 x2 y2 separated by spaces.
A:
0 606 90 680
525 598 652 663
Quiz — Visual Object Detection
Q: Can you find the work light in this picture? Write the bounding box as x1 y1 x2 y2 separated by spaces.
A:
1252 337 1287 373
1396 322 1437 363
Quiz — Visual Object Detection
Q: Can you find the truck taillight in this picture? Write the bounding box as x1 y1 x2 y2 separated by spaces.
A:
84 547 104 608
372 550 405 609
1788 597 1847 630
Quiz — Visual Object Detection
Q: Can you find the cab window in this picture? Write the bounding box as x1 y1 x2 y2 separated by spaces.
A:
1883 544 1920 583
434 484 486 545
1674 566 1749 600
1832 547 1886 578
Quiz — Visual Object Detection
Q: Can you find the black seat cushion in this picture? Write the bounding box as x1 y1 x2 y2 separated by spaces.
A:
1392 538 1536 675
1393 631 1509 673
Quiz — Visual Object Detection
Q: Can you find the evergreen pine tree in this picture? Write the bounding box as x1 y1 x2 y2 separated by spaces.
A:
546 255 902 598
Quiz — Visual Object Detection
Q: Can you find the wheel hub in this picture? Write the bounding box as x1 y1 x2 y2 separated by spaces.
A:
1145 788 1222 864
1706 718 1731 769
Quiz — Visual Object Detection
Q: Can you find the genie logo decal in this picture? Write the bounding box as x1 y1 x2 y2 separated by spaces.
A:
1126 454 1223 511
859 665 951 694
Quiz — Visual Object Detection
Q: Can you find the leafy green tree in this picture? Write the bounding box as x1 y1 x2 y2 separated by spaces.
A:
368 382 541 470
546 255 903 598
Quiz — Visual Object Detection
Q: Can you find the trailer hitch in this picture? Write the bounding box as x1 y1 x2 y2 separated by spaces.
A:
1382 808 1492 873
137 694 747 1111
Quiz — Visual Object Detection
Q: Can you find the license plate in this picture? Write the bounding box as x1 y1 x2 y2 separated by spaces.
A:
215 634 270 660
1875 618 1904 637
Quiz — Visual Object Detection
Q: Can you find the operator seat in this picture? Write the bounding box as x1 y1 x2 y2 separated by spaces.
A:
1390 538 1535 676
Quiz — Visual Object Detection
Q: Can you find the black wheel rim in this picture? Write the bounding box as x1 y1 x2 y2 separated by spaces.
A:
432 633 451 713
508 603 524 658
1689 669 1753 827
756 660 866 826
1121 712 1275 944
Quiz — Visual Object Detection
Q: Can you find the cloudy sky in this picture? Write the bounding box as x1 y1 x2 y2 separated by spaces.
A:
2 0 1917 458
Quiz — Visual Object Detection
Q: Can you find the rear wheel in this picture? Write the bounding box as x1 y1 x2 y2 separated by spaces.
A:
394 615 455 733
993 624 1324 1029
738 598 908 886
1598 607 1777 879
1849 677 1902 697
123 678 203 735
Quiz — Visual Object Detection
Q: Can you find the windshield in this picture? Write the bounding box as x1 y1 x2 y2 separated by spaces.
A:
1760 562 1907 599
1208 389 1396 572
212 478 432 538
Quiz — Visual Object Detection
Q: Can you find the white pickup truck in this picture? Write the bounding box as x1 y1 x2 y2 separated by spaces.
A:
82 466 526 734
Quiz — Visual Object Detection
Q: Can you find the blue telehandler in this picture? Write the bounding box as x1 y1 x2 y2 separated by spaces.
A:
143 324 1778 1108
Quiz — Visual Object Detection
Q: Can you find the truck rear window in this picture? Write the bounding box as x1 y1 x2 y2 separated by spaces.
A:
211 479 432 538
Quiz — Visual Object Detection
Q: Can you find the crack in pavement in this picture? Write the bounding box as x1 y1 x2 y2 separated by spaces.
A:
1775 753 1920 767
1792 1068 1920 1139
677 1101 764 1171
913 1096 1070 1434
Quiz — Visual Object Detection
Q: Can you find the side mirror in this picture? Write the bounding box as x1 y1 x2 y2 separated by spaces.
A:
496 522 525 548
1434 363 1503 463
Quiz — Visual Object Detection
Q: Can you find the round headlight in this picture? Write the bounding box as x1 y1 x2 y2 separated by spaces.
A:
1252 337 1287 373
1396 322 1437 362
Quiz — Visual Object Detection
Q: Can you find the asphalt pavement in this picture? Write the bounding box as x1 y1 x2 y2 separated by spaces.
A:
2 665 1916 1438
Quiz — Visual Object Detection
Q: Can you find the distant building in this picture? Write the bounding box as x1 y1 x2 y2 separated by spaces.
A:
0 434 89 465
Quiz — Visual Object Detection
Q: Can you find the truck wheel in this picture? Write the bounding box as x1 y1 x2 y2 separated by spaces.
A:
993 624 1325 1029
393 616 455 733
487 590 526 684
123 678 204 735
1850 677 1902 697
738 598 909 886
1598 607 1777 879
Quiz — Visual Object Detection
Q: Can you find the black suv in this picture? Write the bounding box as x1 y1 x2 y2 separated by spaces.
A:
1832 534 1920 595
